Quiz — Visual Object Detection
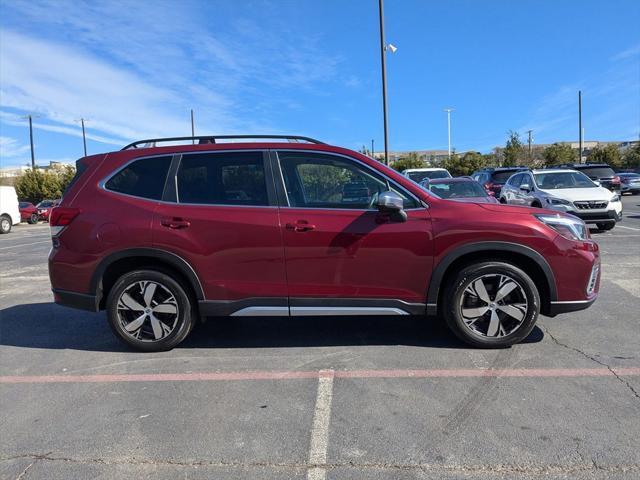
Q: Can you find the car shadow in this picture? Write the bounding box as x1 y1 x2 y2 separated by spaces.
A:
0 302 543 352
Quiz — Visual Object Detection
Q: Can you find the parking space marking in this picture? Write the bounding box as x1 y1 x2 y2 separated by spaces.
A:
617 225 640 231
0 240 51 251
2 367 639 384
307 369 335 480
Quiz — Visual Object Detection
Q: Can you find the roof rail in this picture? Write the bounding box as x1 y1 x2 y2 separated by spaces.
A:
121 135 325 150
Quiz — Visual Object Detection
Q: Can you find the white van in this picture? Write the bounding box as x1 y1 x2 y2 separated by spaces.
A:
0 186 21 234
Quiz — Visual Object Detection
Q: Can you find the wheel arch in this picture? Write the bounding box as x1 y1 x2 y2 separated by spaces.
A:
427 242 557 316
91 248 205 310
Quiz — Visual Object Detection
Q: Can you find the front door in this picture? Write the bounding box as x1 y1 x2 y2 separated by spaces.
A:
275 150 433 315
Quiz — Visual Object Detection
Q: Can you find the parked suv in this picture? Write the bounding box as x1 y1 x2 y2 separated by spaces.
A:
500 169 622 230
559 163 621 192
471 167 528 196
49 135 601 351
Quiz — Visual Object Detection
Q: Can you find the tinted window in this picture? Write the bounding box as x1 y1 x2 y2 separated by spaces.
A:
577 166 615 178
279 152 418 209
508 174 523 187
105 156 171 200
428 181 487 199
19 202 31 208
491 170 523 182
177 152 268 206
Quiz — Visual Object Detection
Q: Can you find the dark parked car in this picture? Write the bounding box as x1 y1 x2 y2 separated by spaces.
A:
18 202 39 224
559 163 620 192
49 135 600 351
419 177 499 204
471 167 528 196
618 173 640 194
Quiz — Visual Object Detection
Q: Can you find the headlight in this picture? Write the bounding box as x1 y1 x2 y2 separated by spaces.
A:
534 213 589 241
610 194 620 202
546 197 572 206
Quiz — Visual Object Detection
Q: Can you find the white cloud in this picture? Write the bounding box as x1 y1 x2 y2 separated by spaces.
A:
0 136 30 159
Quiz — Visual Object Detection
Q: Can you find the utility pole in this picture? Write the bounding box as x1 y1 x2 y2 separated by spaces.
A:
378 0 389 165
75 118 88 157
371 139 375 158
578 90 583 163
20 114 38 169
190 109 195 144
526 129 533 161
444 108 453 158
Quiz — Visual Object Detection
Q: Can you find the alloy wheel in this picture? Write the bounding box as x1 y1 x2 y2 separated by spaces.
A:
116 281 179 342
459 274 528 338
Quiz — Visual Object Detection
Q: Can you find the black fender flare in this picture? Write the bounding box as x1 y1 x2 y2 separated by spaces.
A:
426 241 557 314
91 248 205 302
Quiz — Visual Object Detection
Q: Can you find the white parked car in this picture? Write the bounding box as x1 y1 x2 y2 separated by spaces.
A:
402 168 452 183
500 169 623 230
0 186 21 234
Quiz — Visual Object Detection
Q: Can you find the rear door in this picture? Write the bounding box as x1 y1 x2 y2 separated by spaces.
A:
152 150 287 310
274 150 433 314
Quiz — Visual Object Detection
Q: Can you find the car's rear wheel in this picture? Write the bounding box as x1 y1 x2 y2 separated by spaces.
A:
28 213 38 224
0 215 12 234
596 222 615 231
443 261 540 348
106 270 196 352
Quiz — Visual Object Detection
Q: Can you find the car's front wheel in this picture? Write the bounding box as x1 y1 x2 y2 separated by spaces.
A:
596 222 615 231
28 213 38 224
443 261 540 348
106 270 196 352
0 215 12 234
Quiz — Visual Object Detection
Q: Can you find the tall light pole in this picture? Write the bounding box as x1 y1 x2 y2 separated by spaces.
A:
75 118 88 156
444 108 454 158
378 0 397 165
371 139 375 158
526 129 533 162
578 90 583 163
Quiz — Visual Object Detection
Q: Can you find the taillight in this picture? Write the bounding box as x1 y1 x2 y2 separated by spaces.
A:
50 207 80 237
612 175 621 184
484 182 493 192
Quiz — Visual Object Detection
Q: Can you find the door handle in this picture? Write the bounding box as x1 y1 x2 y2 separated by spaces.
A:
160 217 191 229
286 220 316 232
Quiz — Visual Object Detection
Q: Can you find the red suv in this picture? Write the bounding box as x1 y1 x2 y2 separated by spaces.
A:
49 135 600 351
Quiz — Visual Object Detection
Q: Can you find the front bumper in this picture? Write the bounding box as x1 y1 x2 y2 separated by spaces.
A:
547 297 597 316
568 209 621 224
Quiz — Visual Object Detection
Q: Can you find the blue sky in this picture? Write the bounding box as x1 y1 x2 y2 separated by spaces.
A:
1 0 639 168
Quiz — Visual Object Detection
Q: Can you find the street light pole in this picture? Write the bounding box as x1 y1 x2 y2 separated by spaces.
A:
371 139 375 158
578 90 583 163
444 108 453 158
378 0 389 165
81 118 87 157
526 129 533 161
28 115 35 168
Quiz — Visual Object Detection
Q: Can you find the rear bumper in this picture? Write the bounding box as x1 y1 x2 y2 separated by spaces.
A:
547 297 596 316
52 289 99 312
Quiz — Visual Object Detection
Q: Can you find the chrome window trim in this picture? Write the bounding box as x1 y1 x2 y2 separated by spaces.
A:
273 149 427 211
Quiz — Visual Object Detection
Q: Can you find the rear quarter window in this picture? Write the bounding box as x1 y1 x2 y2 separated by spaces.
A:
105 156 172 200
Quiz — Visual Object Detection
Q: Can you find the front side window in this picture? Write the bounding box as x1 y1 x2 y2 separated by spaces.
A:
176 152 268 206
508 174 522 187
278 152 418 209
105 156 172 200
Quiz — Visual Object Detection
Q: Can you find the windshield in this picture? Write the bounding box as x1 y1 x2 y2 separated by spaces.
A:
578 166 615 178
491 170 522 183
428 181 487 199
19 202 30 208
407 170 450 182
37 201 54 208
534 171 596 189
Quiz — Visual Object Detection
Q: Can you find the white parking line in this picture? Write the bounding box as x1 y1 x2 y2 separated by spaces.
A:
617 225 640 231
0 240 51 251
307 369 335 480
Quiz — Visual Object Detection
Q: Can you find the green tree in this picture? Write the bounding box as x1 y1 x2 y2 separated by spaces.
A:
588 144 623 169
622 143 640 168
442 151 489 176
503 130 524 166
542 143 577 167
391 152 424 172
14 166 76 204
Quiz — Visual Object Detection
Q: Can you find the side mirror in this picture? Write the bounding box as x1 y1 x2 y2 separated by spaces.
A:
376 191 407 222
593 180 601 186
520 183 531 192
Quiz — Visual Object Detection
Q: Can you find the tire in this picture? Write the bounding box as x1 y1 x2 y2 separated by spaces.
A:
443 261 540 348
28 213 38 224
0 215 12 234
106 270 196 352
596 222 615 231
499 197 507 204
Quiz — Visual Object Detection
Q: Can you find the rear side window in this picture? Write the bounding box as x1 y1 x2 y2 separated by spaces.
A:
176 152 268 206
105 156 172 200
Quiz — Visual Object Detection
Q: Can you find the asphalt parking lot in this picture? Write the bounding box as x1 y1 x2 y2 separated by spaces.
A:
1 196 639 480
